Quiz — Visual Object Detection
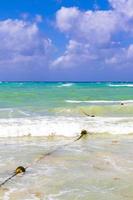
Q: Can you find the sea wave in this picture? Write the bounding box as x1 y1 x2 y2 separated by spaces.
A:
57 83 74 88
65 100 133 104
0 108 31 118
0 116 133 137
108 83 133 87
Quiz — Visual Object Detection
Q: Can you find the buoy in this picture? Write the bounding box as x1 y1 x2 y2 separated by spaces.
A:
15 166 26 174
80 130 88 136
0 130 87 187
0 166 26 187
75 130 88 141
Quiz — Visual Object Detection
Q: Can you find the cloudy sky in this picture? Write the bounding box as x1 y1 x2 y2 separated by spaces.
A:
0 0 133 81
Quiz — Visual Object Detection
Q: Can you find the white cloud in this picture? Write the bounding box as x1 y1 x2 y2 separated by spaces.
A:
109 0 133 18
127 44 133 58
0 19 53 78
52 40 98 68
53 2 133 69
56 7 120 45
105 44 133 66
56 7 80 32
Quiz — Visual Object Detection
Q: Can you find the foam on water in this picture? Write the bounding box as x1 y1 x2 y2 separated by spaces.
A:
0 82 133 200
0 116 132 137
0 82 132 137
57 83 74 87
108 84 133 87
65 100 133 104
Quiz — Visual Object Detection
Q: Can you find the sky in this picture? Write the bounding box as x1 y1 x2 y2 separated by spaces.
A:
0 0 133 81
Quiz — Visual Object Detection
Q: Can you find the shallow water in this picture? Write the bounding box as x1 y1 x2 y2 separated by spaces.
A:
0 134 133 200
0 82 133 199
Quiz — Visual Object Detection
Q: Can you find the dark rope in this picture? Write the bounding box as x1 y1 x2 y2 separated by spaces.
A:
81 110 90 116
0 166 26 188
81 109 95 117
0 173 16 187
0 130 88 187
74 130 88 141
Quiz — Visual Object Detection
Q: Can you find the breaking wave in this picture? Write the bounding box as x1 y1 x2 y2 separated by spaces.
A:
65 100 133 104
57 83 74 88
108 84 133 87
0 116 133 137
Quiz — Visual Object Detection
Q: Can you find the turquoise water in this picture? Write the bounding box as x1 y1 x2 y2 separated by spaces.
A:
0 82 133 137
0 81 133 117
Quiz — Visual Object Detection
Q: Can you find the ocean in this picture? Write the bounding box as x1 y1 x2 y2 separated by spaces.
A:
0 82 133 199
0 81 132 136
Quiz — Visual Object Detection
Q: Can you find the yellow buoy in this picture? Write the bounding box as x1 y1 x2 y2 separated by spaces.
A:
15 166 26 174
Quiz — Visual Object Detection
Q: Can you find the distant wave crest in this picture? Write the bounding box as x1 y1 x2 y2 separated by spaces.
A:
108 83 133 87
65 100 133 104
57 83 74 88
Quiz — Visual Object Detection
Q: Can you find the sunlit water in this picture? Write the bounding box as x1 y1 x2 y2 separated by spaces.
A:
0 135 133 200
0 82 133 137
0 82 133 199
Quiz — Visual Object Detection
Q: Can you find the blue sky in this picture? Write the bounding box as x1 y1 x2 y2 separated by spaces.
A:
0 0 133 81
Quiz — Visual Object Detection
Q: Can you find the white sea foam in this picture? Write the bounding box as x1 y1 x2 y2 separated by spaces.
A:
3 188 17 200
65 100 133 104
108 83 133 87
57 83 74 88
0 108 31 118
0 116 133 137
18 110 31 116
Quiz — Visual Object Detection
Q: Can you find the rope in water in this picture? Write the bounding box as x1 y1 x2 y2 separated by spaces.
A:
0 130 88 188
80 109 95 117
0 166 26 187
